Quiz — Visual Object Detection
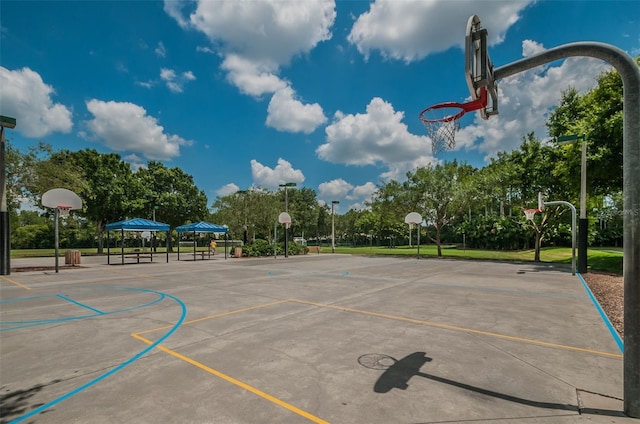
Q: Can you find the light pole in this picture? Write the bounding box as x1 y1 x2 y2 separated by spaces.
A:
557 134 588 273
237 190 249 245
279 182 296 258
1 115 16 276
152 204 159 252
331 200 339 253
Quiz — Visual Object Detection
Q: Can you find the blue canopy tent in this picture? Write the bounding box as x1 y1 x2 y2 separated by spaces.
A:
175 221 228 260
105 218 170 264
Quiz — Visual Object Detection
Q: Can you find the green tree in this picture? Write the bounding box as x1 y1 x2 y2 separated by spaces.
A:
286 187 320 241
211 188 279 242
27 148 136 253
371 180 407 247
546 59 639 196
404 160 475 256
136 161 208 251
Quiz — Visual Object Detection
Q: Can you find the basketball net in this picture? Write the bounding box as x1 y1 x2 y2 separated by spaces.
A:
420 87 487 154
421 112 461 154
58 206 71 218
524 209 539 221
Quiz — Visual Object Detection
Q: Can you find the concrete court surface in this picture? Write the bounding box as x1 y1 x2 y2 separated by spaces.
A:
0 254 632 423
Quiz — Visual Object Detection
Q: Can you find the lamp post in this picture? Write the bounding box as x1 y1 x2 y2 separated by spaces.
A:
152 204 159 252
331 200 339 253
557 134 587 273
1 115 16 276
279 182 296 258
237 190 249 245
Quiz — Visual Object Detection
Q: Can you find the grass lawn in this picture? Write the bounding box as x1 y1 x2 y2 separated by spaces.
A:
332 245 623 274
10 245 623 275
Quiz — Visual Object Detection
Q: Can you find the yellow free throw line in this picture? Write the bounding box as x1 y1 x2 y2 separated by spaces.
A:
134 299 292 336
131 333 329 424
0 275 31 290
290 299 623 359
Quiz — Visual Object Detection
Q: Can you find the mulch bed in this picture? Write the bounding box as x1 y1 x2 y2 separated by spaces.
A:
582 272 623 338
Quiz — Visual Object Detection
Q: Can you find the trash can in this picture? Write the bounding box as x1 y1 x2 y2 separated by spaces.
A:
234 247 243 258
65 250 81 265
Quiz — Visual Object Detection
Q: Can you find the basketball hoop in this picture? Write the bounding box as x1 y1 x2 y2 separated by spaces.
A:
58 206 72 218
523 208 539 221
420 87 488 154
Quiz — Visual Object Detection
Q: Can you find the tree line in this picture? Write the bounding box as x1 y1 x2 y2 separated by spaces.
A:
6 62 631 256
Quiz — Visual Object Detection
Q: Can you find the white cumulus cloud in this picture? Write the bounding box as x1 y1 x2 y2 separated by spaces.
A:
221 54 287 97
250 158 305 189
164 0 335 113
266 87 327 133
216 183 240 197
348 0 533 62
317 97 436 180
84 99 191 160
318 178 354 200
155 41 167 58
0 67 73 138
160 68 196 93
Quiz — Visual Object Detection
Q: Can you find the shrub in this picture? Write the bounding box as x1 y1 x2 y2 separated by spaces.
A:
240 239 308 257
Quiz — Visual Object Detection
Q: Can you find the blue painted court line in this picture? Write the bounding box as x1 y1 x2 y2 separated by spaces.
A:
56 294 105 315
10 287 187 424
577 272 623 353
1 290 166 332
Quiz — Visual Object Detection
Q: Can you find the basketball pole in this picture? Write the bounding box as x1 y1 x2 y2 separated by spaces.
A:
494 42 640 417
0 116 16 276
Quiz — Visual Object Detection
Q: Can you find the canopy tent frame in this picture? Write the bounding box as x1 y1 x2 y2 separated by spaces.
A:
175 221 228 261
105 218 170 265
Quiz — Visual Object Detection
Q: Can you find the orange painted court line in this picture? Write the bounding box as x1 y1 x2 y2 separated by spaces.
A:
134 299 292 336
0 276 31 290
131 333 329 424
290 299 623 359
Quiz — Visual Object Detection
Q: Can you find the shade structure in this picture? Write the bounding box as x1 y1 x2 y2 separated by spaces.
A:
106 218 170 232
175 221 228 261
105 218 170 264
175 221 228 233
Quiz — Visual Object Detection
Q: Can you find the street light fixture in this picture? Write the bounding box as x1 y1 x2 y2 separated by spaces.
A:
1 115 17 276
557 134 587 273
279 182 297 258
331 200 339 253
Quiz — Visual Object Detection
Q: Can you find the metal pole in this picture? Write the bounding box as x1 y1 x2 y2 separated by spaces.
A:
579 136 588 273
544 200 576 275
495 42 639 416
284 187 288 258
417 225 420 259
0 126 9 275
54 208 60 273
331 202 336 253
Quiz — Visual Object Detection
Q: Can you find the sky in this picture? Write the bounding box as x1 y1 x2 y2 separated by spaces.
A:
1 0 638 213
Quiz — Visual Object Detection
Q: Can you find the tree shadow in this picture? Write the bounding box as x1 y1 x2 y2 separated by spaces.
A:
361 352 625 418
0 380 60 424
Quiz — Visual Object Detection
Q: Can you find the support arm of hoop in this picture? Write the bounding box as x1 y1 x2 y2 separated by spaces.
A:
420 87 487 123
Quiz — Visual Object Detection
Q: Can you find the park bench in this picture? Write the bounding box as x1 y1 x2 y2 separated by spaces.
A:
124 250 153 263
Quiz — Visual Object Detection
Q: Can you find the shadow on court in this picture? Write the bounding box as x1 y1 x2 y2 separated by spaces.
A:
361 351 625 418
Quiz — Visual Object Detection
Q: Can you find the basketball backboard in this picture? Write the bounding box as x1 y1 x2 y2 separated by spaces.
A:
42 188 83 211
278 212 291 228
465 15 498 119
404 212 422 225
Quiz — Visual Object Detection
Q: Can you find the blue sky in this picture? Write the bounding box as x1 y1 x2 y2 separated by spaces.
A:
1 1 638 213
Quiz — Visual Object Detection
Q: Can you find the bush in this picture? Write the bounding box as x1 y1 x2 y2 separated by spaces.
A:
240 239 308 257
243 239 274 257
